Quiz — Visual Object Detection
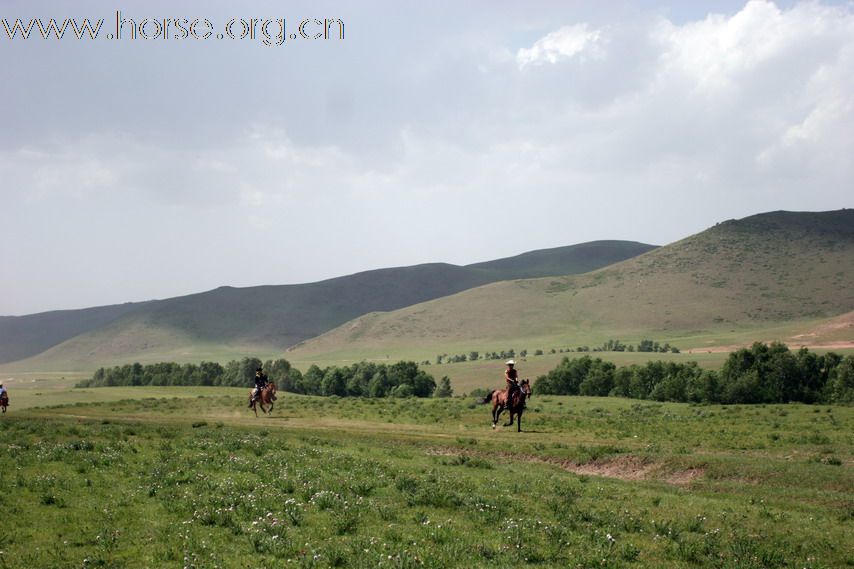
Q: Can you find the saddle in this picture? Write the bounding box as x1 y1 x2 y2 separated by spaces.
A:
506 385 525 409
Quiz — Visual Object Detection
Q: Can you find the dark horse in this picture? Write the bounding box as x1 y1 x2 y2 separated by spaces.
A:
481 379 532 432
0 393 7 413
248 383 277 417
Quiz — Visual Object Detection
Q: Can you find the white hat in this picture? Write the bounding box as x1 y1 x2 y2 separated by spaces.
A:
505 360 515 365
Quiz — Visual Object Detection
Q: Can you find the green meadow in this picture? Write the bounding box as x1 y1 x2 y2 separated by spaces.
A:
1 386 851 568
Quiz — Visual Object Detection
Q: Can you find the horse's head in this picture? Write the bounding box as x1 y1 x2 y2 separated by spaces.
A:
520 379 532 399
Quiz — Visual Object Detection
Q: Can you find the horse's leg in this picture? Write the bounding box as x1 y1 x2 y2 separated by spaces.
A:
496 403 507 425
504 410 514 427
491 402 498 428
517 410 522 432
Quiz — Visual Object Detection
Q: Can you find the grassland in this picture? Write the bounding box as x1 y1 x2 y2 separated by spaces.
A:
1 384 851 568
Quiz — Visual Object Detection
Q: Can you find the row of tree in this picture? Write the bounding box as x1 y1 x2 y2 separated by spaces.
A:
436 339 679 364
79 358 448 399
534 343 854 404
436 350 518 364
598 339 679 353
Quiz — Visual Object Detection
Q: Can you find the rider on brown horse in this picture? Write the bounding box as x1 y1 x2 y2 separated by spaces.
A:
248 367 269 408
481 362 530 431
505 360 520 405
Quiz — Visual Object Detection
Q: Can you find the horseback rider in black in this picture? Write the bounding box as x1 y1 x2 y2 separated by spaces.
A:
249 367 269 407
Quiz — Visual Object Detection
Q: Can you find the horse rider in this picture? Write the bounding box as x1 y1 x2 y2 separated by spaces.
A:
0 382 7 400
505 360 519 405
248 367 269 407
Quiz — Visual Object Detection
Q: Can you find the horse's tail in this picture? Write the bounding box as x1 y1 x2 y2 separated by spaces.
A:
481 390 495 404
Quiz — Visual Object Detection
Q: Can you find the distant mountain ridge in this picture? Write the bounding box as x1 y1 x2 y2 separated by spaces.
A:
0 240 656 366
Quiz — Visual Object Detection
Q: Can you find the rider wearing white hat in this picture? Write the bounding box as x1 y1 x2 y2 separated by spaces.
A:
505 360 519 402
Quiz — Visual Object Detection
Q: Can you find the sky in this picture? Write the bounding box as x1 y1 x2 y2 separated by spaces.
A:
1 0 852 316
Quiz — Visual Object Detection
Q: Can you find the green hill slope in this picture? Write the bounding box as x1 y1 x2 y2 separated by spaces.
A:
290 210 854 359
0 241 654 369
0 303 150 364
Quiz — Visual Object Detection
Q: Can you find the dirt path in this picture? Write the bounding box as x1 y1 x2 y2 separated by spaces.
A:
688 341 854 354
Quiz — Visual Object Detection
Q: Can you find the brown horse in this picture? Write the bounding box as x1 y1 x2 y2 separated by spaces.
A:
0 393 7 413
481 379 532 432
248 383 277 417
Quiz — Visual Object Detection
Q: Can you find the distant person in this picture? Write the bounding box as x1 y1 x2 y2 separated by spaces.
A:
249 367 269 407
505 360 519 402
0 382 8 410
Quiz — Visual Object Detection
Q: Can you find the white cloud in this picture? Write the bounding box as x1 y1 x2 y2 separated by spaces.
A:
516 23 604 69
2 1 853 314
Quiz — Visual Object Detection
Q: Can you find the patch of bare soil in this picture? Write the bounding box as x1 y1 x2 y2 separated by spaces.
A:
537 455 704 487
686 344 747 354
428 448 704 487
686 311 854 353
792 310 854 337
796 341 854 349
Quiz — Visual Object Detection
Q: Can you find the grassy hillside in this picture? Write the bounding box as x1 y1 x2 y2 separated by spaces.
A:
290 210 854 360
0 241 654 369
0 302 149 364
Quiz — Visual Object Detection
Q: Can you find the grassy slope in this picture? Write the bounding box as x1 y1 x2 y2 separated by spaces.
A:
0 302 149 364
0 316 285 373
290 210 854 362
0 241 654 369
1 392 851 568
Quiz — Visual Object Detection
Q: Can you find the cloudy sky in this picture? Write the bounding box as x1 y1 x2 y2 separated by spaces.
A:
1 0 852 315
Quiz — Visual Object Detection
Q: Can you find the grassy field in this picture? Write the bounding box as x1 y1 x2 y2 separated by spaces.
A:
1 386 851 568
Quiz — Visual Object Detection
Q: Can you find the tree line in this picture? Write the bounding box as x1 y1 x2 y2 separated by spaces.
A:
534 342 854 404
435 339 678 365
78 358 446 399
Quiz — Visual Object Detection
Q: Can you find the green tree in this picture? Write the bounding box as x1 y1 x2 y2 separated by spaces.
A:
195 361 221 386
368 369 392 398
827 356 854 403
321 367 347 396
297 365 324 395
434 376 453 398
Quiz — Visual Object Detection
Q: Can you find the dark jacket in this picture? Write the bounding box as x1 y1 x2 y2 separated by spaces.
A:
254 373 269 390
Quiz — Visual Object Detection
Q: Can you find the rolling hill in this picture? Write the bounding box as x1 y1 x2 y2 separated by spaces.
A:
0 240 655 369
289 210 854 360
0 302 151 365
